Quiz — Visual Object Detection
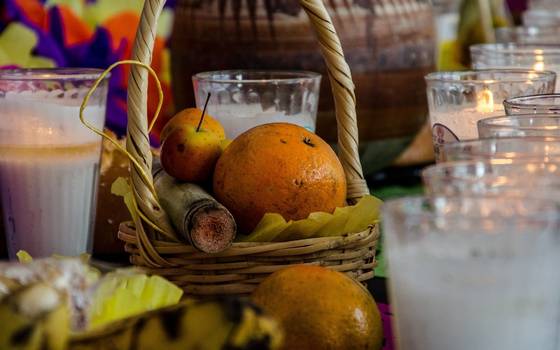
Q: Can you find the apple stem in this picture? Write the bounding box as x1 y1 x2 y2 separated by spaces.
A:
197 92 212 132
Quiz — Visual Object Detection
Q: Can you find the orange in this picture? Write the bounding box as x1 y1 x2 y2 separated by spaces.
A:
213 123 347 234
252 265 383 350
160 108 226 142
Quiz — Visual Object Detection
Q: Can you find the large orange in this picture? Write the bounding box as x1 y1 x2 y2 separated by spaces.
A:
160 108 226 142
213 123 347 234
252 265 384 350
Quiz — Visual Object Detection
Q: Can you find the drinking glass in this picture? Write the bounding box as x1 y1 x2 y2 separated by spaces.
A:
440 137 560 162
470 43 560 92
422 160 560 197
478 114 560 138
192 70 321 138
383 195 560 350
0 68 108 259
504 94 560 114
425 70 555 159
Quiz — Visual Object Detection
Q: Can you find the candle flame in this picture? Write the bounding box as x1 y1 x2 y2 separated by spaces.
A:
534 59 545 72
476 89 494 113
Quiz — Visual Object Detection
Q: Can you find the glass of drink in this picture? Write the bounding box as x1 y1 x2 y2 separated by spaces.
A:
383 195 560 350
192 70 321 138
0 68 108 259
440 137 560 162
504 94 560 114
425 69 555 160
478 114 560 138
422 160 560 197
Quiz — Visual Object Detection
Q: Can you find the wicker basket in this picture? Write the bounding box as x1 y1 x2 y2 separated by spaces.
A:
119 0 379 297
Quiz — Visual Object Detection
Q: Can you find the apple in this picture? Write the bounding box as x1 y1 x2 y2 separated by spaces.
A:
161 126 222 182
160 108 225 142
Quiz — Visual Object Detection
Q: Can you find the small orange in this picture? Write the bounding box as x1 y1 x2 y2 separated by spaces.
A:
252 265 383 350
161 108 226 142
213 123 347 233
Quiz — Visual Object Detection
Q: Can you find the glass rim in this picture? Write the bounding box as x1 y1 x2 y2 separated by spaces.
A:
383 195 560 222
424 69 556 84
495 26 560 35
441 136 560 160
0 68 109 81
478 114 560 131
504 93 560 109
470 43 560 56
444 136 560 146
192 70 322 84
422 159 560 181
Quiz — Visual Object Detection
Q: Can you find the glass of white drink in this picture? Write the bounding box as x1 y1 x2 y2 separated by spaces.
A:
383 196 560 350
0 68 108 259
193 70 321 138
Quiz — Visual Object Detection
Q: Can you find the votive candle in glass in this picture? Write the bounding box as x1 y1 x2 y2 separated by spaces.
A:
471 43 560 92
425 69 555 159
193 70 321 139
0 68 108 259
383 195 560 350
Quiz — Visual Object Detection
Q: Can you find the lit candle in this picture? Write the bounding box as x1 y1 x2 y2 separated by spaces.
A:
476 87 496 113
425 70 556 160
430 87 503 141
471 44 560 92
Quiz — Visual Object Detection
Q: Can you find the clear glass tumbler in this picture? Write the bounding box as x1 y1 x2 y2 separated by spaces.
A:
440 137 560 162
0 68 108 259
478 114 560 138
192 70 321 138
470 43 560 92
425 70 555 160
422 160 560 197
504 94 560 114
383 195 560 350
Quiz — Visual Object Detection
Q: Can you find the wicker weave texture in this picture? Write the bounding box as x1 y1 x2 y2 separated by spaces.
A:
120 0 378 296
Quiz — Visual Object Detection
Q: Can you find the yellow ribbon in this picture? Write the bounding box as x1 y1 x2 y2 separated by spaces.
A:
80 59 173 239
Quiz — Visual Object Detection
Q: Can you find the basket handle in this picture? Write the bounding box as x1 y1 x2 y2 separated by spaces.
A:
127 0 369 249
299 0 369 202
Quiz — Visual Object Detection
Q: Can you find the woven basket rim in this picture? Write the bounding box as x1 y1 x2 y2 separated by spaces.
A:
119 221 379 249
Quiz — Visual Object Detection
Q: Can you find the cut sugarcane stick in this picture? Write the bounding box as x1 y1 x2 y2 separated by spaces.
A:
153 163 236 253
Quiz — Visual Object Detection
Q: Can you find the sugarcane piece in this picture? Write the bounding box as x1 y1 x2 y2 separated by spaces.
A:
0 283 70 350
69 299 283 350
153 164 236 253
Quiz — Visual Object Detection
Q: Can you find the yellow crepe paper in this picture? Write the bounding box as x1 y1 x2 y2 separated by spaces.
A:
239 195 382 243
111 177 138 223
113 176 381 243
16 250 33 263
88 269 183 330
